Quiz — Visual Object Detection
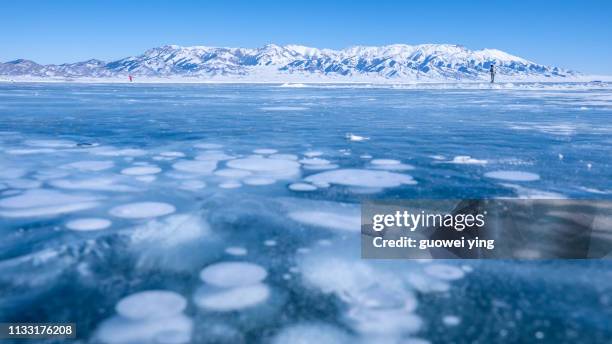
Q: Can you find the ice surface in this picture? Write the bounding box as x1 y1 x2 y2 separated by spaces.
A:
2 84 609 343
115 290 187 320
109 202 176 219
66 218 111 231
305 169 416 188
484 170 540 181
199 262 267 287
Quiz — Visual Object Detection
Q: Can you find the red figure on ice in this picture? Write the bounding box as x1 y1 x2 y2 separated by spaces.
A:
128 75 133 82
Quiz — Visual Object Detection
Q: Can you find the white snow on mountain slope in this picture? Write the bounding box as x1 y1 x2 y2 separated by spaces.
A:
0 43 584 82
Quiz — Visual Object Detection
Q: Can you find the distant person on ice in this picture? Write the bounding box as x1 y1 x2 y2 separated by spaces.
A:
490 64 495 83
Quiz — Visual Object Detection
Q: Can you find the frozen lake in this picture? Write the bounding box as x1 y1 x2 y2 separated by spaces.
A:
0 82 611 343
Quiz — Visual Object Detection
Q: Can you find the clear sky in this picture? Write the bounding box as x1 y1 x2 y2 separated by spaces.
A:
1 0 611 74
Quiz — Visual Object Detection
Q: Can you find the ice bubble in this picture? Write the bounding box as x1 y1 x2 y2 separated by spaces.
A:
442 315 461 326
25 139 77 148
214 169 252 178
303 151 323 158
135 176 156 183
159 151 185 158
62 160 114 171
370 159 414 171
91 147 147 157
288 183 317 192
243 177 276 186
423 264 465 281
289 211 360 232
130 214 210 250
264 240 277 247
0 168 26 179
448 155 487 165
370 159 401 165
179 180 206 190
172 160 217 174
6 148 56 155
193 283 270 311
346 133 369 141
95 314 192 344
0 189 100 218
484 170 540 181
121 166 162 175
270 154 298 160
219 181 242 189
305 169 416 188
200 262 267 287
116 290 187 320
260 106 307 111
299 158 331 165
500 183 565 199
271 323 352 344
66 218 111 231
346 307 422 335
227 157 300 173
253 148 278 154
194 143 223 149
110 202 175 219
225 247 248 256
360 154 373 159
195 151 234 161
50 178 137 192
406 273 450 293
3 179 42 189
303 164 339 171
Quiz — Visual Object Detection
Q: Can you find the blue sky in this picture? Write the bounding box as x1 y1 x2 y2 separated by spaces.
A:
1 0 611 74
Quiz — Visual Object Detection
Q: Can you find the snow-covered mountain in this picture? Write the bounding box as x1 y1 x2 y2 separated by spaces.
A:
0 44 578 82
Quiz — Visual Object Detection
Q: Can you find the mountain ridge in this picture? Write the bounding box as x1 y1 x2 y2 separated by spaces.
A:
0 43 579 81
